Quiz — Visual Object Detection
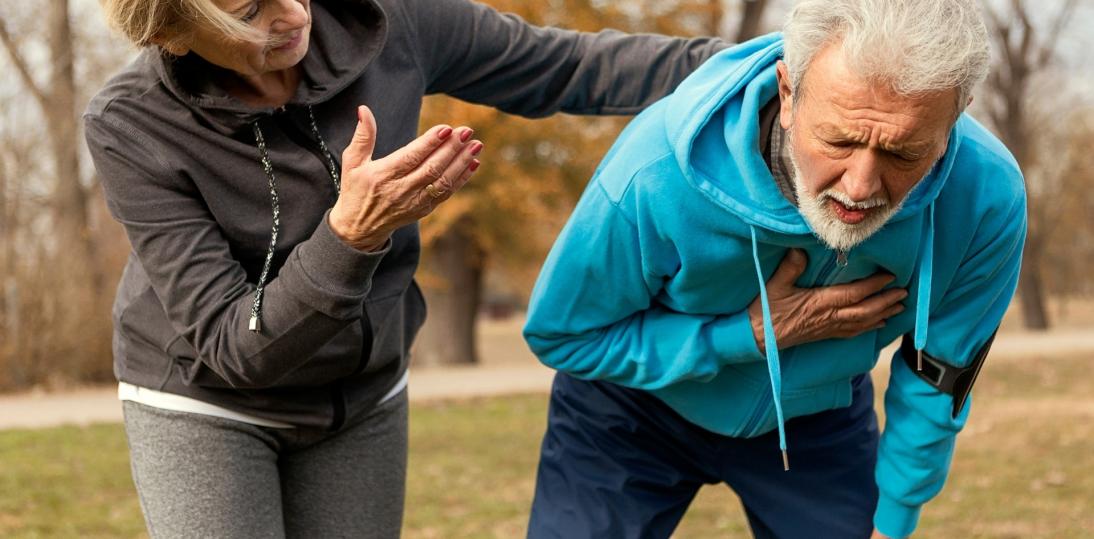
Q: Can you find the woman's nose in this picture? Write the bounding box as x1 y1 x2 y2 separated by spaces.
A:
270 0 309 30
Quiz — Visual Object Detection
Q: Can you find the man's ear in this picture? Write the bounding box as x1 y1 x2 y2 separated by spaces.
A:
775 60 794 131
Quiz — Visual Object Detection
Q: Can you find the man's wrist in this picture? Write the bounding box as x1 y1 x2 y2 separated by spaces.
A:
747 303 766 355
874 494 920 539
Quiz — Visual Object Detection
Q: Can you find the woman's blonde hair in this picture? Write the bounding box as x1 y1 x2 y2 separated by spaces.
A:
99 0 264 50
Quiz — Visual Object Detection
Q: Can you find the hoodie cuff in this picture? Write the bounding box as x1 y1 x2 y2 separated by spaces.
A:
710 310 766 364
279 210 391 319
874 494 921 539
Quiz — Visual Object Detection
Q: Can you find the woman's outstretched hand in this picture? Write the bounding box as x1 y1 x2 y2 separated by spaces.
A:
329 105 483 252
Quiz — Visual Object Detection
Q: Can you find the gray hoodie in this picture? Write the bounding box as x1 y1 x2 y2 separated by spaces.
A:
84 0 726 430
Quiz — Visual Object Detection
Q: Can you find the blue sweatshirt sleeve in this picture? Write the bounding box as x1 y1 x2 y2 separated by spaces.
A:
523 174 764 390
874 192 1026 538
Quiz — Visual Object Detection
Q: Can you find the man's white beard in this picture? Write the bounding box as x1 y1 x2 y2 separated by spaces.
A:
786 139 904 252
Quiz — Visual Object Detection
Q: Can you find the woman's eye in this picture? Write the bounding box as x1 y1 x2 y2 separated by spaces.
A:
240 3 260 23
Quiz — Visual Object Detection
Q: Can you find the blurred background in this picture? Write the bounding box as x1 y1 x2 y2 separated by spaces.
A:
0 0 1092 537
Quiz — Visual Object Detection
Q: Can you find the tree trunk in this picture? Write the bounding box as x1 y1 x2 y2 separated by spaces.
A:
706 0 724 37
982 0 1073 331
1016 239 1050 329
414 219 485 366
0 151 8 337
47 0 102 296
735 0 768 42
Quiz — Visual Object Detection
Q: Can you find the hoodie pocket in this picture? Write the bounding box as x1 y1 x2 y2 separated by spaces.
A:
781 332 879 392
360 288 412 374
654 361 773 438
116 286 179 388
171 320 364 389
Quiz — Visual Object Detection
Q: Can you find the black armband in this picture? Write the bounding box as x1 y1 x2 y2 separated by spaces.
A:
899 330 997 419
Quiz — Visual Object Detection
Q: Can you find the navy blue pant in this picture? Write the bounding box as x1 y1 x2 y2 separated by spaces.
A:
527 373 879 539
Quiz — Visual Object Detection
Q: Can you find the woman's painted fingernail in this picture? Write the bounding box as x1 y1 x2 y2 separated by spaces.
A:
469 159 480 172
459 128 474 143
470 142 484 156
438 126 453 140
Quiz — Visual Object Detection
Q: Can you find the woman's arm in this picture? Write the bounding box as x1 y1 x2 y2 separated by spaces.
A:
85 110 478 388
400 0 730 117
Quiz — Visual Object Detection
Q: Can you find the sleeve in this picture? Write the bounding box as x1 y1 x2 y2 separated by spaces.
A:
401 0 728 117
522 174 764 390
873 188 1027 538
85 114 388 388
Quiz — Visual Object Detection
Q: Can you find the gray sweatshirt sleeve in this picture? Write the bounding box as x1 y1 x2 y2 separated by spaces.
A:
401 0 730 117
85 115 386 388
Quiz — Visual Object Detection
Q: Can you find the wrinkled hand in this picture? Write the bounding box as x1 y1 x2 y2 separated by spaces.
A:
748 249 907 354
329 105 483 252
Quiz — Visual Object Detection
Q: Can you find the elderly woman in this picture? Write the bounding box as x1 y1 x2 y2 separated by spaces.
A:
85 0 725 536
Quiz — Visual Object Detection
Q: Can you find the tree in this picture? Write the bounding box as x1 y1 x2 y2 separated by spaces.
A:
0 0 99 291
411 0 629 366
981 0 1080 330
735 0 769 42
413 0 774 365
1038 109 1094 304
0 0 127 389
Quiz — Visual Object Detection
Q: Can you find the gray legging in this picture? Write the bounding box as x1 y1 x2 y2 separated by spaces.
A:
122 391 407 539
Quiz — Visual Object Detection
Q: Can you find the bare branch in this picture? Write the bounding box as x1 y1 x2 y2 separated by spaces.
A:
983 2 1004 34
1013 0 1034 66
0 19 50 112
1037 0 1079 66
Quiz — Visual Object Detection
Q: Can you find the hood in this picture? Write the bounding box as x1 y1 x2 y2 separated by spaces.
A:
660 34 960 469
662 33 963 236
152 0 388 135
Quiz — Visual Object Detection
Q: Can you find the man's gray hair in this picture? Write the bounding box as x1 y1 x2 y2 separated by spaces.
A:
782 0 990 111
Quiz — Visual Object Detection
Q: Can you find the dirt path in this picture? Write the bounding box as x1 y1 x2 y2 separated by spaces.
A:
1 328 1091 430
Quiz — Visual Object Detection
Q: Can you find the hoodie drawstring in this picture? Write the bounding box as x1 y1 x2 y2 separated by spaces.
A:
913 201 936 369
249 105 341 333
749 226 789 471
748 202 935 471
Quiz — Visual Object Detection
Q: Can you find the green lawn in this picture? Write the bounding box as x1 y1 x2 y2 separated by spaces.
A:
1 355 1091 538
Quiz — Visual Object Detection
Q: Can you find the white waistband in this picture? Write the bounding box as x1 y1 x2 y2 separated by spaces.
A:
118 370 410 429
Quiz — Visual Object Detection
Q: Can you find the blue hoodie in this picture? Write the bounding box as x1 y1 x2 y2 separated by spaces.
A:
523 34 1026 538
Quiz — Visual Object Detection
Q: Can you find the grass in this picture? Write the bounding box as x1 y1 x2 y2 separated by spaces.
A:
1 355 1091 538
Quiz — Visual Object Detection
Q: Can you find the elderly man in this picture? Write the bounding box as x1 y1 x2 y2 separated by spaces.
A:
522 1 1025 538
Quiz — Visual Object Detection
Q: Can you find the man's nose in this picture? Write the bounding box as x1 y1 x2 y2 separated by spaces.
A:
840 151 883 202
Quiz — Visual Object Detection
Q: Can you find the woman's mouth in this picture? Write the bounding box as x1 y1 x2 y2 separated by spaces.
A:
272 31 303 52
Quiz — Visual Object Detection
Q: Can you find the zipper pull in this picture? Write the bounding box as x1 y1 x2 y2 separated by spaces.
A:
836 250 849 267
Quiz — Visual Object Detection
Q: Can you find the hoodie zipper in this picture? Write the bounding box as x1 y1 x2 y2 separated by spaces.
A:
740 393 771 435
274 106 343 200
738 247 845 439
271 105 370 430
814 249 850 286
